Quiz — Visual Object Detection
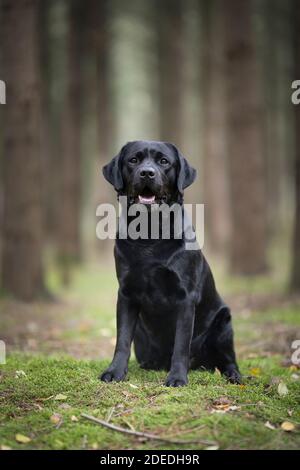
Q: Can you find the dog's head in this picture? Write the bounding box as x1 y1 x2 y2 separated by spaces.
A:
102 141 196 205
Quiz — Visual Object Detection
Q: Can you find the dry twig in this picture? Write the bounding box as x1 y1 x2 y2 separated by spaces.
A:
81 413 216 446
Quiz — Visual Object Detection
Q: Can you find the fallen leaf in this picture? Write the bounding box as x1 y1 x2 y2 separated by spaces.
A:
58 403 72 410
277 382 288 396
213 397 232 406
269 376 281 386
281 421 295 432
289 365 298 372
1 445 12 450
288 410 293 417
205 445 219 450
50 413 62 425
291 374 299 381
211 405 240 414
54 394 68 401
15 370 27 379
265 421 276 430
216 404 231 410
71 415 78 422
211 397 235 414
129 384 138 389
91 442 99 450
39 395 54 401
229 405 241 411
34 403 43 411
249 367 261 377
15 434 31 444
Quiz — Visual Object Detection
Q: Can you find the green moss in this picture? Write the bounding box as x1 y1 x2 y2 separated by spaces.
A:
0 354 299 450
0 263 299 449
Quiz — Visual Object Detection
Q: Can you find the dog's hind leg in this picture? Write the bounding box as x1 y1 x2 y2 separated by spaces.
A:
211 306 241 383
191 306 241 383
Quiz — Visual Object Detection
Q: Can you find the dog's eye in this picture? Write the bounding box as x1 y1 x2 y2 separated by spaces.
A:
129 157 138 164
160 157 168 165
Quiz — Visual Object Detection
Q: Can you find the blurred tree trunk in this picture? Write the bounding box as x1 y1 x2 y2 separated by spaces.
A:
261 1 295 237
291 1 300 291
223 0 268 275
201 0 230 255
38 0 56 239
94 0 112 165
1 0 45 300
87 0 114 252
57 0 82 284
158 0 184 148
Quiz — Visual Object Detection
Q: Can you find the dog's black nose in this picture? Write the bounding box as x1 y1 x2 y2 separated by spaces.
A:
139 168 156 179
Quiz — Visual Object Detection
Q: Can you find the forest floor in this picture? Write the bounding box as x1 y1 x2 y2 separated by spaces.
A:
0 262 299 450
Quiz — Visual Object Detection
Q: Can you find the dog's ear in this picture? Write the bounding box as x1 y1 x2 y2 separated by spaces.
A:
166 143 197 193
102 145 127 191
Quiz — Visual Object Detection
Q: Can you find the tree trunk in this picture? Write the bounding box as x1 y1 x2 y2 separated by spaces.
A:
38 0 56 240
223 0 268 275
291 1 300 291
57 0 82 284
94 0 112 165
1 0 45 300
201 0 231 255
158 0 184 148
87 0 114 253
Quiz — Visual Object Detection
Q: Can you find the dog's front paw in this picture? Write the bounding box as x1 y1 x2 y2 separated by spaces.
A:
223 365 242 384
225 370 242 384
100 367 127 383
165 374 188 387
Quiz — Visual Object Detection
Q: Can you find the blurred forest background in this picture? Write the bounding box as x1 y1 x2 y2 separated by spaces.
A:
0 0 299 302
1 0 300 451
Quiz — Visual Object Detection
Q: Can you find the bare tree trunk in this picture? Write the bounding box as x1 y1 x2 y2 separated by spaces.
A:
291 1 300 291
223 0 268 275
158 0 184 148
84 0 115 251
94 0 112 164
1 0 45 300
201 0 231 255
57 0 82 284
38 0 57 240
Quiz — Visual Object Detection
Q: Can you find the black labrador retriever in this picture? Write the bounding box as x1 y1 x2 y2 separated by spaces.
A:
100 140 240 386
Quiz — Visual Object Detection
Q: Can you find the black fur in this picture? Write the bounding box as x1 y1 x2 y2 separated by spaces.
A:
101 140 240 386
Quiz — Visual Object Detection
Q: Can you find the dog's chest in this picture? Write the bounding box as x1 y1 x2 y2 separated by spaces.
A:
121 261 186 312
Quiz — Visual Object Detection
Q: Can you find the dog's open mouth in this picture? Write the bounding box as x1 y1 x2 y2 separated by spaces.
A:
138 187 156 204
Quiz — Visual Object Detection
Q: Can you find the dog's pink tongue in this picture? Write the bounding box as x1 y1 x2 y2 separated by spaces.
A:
138 195 155 204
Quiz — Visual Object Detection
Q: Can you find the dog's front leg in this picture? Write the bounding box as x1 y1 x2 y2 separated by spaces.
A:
100 292 138 382
165 304 195 387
